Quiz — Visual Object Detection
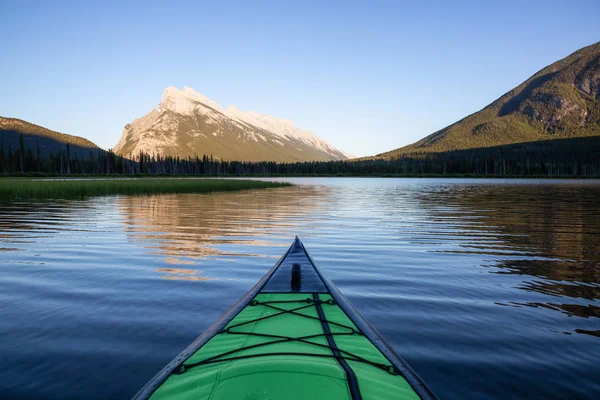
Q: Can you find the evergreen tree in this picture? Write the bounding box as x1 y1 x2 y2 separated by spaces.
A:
36 141 43 172
27 148 34 172
7 145 15 173
19 133 25 173
0 140 4 174
66 143 71 175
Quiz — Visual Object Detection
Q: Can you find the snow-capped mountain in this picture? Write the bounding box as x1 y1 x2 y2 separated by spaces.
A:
113 86 349 162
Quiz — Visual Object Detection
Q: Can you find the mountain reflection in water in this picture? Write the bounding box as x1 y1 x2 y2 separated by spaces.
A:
115 185 328 279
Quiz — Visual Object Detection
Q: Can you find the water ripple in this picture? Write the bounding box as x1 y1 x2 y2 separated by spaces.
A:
0 179 599 399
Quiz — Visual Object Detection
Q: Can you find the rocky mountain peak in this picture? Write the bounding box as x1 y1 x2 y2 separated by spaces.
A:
114 87 349 162
160 86 224 115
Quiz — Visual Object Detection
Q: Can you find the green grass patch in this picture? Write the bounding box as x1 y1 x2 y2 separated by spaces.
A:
0 178 291 200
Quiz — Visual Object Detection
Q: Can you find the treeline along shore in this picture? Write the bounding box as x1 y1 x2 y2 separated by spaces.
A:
1 134 599 178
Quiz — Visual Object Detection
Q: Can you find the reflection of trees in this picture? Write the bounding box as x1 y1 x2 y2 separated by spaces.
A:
116 185 328 279
575 329 600 338
416 182 600 325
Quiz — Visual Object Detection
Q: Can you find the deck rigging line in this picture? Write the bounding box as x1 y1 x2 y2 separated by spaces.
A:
313 293 362 400
173 296 400 384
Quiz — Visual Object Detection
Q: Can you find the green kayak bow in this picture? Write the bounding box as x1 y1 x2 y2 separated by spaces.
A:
133 237 436 400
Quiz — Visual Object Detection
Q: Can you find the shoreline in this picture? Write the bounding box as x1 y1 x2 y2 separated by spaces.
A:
1 174 598 180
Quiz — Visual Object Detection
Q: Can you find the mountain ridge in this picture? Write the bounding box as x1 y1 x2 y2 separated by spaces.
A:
376 41 600 159
114 87 349 162
0 116 100 156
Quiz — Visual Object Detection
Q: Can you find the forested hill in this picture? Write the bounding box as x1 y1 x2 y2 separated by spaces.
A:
376 41 600 159
0 116 100 156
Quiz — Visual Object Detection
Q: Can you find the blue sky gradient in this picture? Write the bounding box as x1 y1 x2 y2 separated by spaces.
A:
2 0 599 156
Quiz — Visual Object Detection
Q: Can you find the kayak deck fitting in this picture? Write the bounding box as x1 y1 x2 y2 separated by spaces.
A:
133 237 436 400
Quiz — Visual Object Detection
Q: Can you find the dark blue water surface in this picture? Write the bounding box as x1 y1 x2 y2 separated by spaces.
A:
0 178 599 399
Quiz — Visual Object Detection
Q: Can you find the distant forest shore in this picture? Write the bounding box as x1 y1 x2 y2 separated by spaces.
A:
2 173 596 179
1 134 599 178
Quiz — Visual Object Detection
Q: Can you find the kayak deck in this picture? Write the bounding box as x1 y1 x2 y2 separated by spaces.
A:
135 238 435 400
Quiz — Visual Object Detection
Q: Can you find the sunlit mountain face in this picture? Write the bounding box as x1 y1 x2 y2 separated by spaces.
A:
113 86 349 162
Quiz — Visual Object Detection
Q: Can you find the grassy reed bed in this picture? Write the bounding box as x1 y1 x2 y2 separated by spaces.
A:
0 178 291 199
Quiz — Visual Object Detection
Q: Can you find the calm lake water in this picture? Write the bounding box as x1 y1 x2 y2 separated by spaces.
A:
1 178 599 399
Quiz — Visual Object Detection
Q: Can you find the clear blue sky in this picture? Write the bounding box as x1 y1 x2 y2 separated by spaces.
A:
2 0 599 157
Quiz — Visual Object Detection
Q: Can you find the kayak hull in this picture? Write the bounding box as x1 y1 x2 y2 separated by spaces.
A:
133 237 436 400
